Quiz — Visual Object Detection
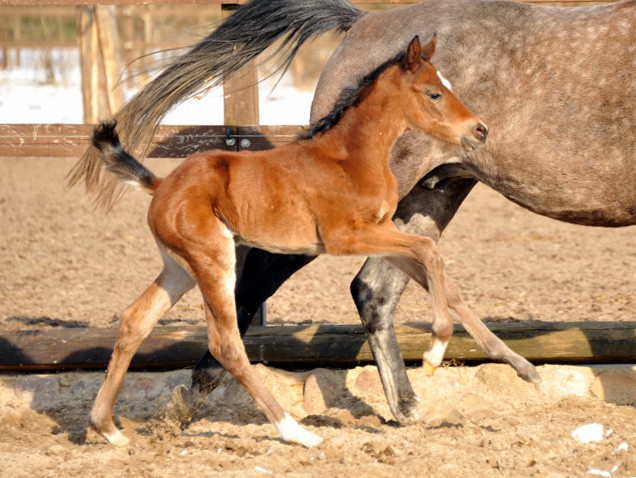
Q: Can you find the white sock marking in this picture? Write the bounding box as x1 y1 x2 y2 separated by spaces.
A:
276 413 323 448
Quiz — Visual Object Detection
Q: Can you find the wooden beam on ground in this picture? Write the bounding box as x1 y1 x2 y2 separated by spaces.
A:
1 322 635 372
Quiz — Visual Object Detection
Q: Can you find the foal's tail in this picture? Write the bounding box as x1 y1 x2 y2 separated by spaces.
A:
67 0 363 211
92 122 161 196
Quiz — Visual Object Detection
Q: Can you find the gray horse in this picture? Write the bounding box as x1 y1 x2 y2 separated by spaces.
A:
69 0 636 423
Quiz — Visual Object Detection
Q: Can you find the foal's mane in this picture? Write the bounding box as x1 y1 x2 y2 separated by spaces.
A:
298 50 409 141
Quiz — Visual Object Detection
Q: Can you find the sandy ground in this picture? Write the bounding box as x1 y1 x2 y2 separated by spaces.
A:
1 157 636 477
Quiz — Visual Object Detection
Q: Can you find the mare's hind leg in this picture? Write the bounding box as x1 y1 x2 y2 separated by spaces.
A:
179 219 322 448
90 250 195 445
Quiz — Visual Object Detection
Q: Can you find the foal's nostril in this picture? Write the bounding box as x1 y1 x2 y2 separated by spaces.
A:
475 124 488 142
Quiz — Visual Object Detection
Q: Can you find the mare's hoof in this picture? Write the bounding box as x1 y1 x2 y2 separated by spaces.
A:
164 384 198 423
395 396 422 425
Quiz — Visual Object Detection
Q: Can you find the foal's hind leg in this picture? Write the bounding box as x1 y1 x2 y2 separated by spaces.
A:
90 250 195 446
173 251 318 422
177 220 322 448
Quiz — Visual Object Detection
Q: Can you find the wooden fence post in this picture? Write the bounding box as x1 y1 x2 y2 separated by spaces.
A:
94 5 124 114
78 5 124 123
77 6 100 123
221 3 260 126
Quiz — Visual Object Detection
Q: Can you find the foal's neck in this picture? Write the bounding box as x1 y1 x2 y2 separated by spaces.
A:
316 67 408 166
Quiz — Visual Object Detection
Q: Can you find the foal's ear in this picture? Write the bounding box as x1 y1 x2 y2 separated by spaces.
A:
403 36 422 73
421 32 437 61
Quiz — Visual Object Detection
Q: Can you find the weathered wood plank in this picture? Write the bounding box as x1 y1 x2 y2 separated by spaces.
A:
0 0 429 6
0 124 245 157
0 0 617 5
1 322 635 372
237 125 302 150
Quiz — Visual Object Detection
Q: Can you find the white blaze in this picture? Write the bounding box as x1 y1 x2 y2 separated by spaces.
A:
437 70 453 91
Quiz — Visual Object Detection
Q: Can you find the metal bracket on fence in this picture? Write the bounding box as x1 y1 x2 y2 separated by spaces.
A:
225 127 236 147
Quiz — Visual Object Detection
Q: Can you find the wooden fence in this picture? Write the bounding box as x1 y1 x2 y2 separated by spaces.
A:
1 0 630 371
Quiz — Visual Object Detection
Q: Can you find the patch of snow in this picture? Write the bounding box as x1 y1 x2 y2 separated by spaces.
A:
572 423 604 444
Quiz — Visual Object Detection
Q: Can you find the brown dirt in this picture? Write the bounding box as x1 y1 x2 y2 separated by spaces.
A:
1 157 636 477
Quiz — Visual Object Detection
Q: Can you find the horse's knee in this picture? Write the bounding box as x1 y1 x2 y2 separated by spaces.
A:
431 317 453 342
413 237 445 272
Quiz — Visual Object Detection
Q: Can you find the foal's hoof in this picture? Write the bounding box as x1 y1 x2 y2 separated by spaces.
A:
423 360 437 377
105 429 131 447
89 420 130 447
278 414 323 448
517 363 542 384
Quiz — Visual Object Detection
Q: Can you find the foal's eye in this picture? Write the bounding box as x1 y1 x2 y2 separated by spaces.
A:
428 92 442 101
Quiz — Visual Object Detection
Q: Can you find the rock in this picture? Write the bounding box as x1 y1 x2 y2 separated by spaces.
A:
303 369 342 414
45 444 71 459
537 365 594 398
354 367 383 396
590 368 636 405
70 378 101 399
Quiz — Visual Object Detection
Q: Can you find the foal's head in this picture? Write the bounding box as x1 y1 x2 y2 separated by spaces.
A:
399 35 488 151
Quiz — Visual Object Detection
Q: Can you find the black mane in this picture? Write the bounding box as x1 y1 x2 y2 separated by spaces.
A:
297 50 408 141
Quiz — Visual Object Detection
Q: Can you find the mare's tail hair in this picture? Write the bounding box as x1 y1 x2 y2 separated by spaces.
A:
92 122 160 196
68 0 363 211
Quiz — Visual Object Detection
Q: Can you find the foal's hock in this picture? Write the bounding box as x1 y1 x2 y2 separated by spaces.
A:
88 36 486 448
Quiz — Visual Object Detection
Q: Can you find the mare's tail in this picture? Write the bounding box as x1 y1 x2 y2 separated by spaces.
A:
92 122 161 196
68 0 363 211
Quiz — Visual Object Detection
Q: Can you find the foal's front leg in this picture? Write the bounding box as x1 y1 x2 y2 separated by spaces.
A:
326 222 455 378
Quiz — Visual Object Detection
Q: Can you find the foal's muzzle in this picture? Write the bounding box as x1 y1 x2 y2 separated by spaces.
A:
461 123 488 151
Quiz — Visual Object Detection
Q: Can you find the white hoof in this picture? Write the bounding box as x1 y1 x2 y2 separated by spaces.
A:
103 428 130 447
277 413 323 448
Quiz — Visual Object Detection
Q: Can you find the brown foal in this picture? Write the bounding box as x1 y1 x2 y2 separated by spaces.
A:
88 35 487 448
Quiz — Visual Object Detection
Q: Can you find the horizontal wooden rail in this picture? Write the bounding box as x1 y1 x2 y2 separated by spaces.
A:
1 321 635 372
0 0 619 6
0 124 301 158
1 0 427 5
